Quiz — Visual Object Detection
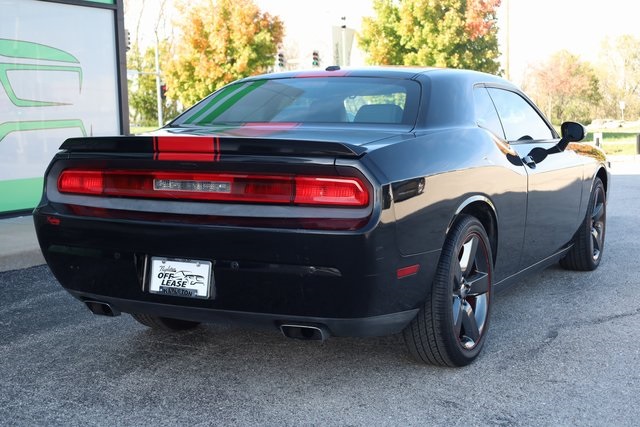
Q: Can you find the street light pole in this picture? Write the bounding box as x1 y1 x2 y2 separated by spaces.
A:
341 16 347 67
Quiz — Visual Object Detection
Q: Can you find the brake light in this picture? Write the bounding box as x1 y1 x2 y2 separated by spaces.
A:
294 177 368 206
58 170 369 207
58 170 103 195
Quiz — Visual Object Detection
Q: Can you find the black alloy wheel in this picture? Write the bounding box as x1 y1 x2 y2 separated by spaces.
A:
560 177 606 271
404 215 493 366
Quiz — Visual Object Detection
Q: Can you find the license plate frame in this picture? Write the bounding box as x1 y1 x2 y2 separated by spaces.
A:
148 257 214 299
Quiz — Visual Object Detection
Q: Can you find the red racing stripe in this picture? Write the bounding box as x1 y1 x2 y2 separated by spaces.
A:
156 153 216 161
156 136 215 153
152 136 159 160
214 136 220 161
153 136 219 162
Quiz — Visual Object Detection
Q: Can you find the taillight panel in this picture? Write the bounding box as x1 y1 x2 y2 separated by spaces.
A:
58 169 370 208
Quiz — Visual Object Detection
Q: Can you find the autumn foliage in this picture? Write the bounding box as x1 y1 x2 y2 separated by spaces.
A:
359 0 501 74
465 0 501 40
525 50 601 124
165 0 284 107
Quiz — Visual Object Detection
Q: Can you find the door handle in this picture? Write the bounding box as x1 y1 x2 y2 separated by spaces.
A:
522 155 536 169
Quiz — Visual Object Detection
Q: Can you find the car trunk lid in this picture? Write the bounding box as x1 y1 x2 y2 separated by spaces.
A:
59 125 405 159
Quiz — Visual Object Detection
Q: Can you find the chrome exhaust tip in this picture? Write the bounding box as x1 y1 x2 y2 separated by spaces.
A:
280 324 329 341
84 300 120 317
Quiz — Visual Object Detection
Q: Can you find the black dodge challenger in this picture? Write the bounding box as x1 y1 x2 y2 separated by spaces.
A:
33 67 609 366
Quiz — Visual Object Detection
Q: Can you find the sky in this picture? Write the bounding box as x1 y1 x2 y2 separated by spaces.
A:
497 0 639 84
125 0 640 86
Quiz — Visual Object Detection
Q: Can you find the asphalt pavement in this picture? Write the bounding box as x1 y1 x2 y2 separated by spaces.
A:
0 157 639 426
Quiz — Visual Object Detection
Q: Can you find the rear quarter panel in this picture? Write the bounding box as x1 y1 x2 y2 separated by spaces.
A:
363 127 528 283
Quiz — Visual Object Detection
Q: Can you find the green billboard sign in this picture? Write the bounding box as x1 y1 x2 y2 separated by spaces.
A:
0 0 125 213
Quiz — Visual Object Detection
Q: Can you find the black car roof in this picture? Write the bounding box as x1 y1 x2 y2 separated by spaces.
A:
205 67 523 131
240 66 514 88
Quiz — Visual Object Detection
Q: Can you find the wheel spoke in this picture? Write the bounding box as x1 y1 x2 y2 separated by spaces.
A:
453 262 463 289
473 295 488 332
592 202 604 222
452 296 463 337
459 236 479 277
591 227 601 253
467 271 489 296
461 301 480 343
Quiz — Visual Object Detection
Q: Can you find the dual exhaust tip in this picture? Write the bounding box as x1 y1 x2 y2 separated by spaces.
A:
279 324 329 341
84 300 330 342
84 300 120 317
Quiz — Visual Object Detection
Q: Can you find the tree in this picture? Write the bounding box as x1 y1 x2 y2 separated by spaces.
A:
127 42 181 126
359 0 501 74
164 0 284 107
597 35 640 120
524 50 601 125
359 0 405 66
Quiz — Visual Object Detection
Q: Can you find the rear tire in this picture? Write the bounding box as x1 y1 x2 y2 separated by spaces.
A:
131 313 201 331
403 215 493 366
560 177 606 271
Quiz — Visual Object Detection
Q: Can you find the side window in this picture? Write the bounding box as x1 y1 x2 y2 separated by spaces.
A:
487 88 554 142
473 87 505 139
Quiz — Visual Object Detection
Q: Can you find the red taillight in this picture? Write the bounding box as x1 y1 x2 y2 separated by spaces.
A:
58 170 369 207
294 177 368 206
58 170 103 195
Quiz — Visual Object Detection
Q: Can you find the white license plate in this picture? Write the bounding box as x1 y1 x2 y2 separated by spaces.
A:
148 257 213 299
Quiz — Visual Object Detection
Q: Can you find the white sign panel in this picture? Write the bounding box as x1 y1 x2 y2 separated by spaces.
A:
0 0 121 212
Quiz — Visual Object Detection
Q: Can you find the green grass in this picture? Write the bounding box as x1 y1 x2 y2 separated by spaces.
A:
586 131 637 143
599 142 637 155
584 130 639 155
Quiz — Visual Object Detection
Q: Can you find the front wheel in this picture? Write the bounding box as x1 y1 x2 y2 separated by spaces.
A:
403 215 493 366
560 177 606 271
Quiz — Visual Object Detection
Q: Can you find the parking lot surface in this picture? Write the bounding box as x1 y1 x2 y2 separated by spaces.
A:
1 163 639 426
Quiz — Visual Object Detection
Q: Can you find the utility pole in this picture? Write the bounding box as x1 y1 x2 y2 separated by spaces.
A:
505 0 510 80
154 34 163 128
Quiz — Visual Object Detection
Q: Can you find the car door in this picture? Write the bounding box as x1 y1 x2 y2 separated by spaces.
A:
487 87 584 269
473 86 528 280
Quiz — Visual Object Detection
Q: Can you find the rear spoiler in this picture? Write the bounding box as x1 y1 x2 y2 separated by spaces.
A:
60 135 366 158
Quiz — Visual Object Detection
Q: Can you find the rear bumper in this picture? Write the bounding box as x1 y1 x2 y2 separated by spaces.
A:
34 203 440 336
70 290 419 337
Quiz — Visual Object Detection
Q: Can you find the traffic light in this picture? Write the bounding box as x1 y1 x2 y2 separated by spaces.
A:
125 29 131 51
160 83 167 100
277 52 285 68
312 50 320 67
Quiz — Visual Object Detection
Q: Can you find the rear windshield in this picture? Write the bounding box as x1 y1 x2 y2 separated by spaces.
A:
173 77 421 127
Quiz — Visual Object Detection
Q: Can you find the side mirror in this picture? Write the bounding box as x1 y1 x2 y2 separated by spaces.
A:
554 121 586 153
560 121 586 143
523 121 586 167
